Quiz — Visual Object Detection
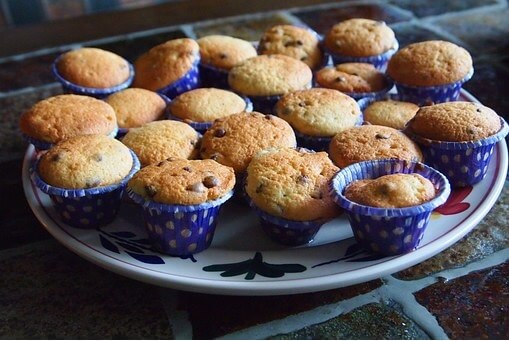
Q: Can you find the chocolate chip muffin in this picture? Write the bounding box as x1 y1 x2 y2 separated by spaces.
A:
121 120 200 167
345 173 436 208
315 62 388 93
364 99 419 130
246 147 340 221
197 35 257 71
328 125 423 168
258 25 324 70
200 111 297 173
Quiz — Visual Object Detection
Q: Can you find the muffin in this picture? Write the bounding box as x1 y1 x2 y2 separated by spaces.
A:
315 62 392 100
405 101 508 187
328 125 423 168
197 35 257 88
167 87 252 132
228 54 313 113
31 134 140 228
330 159 450 255
133 38 200 99
274 88 362 151
363 98 419 130
19 94 118 151
387 40 473 105
53 47 133 98
104 88 169 136
121 120 200 167
127 158 235 256
258 25 325 70
246 147 341 245
200 111 297 174
323 18 398 69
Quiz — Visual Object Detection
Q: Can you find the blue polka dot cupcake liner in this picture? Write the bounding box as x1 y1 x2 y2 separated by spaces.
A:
330 159 450 256
166 96 252 133
198 63 230 89
324 39 399 71
23 126 119 152
30 149 141 229
248 94 282 115
392 68 474 106
249 202 328 246
52 57 134 99
406 117 509 188
156 59 201 99
126 189 234 256
115 93 171 139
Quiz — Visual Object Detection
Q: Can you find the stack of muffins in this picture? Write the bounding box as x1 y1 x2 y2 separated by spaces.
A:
22 17 508 257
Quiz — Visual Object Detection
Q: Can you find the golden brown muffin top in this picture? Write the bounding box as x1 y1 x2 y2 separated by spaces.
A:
197 35 257 70
128 158 235 205
315 63 387 93
364 100 419 130
246 147 341 221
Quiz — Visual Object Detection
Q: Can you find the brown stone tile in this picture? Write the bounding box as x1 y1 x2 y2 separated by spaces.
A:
294 3 413 35
396 183 509 280
193 13 296 41
269 302 429 339
414 262 509 339
392 23 450 49
178 280 382 339
388 0 499 18
0 241 173 339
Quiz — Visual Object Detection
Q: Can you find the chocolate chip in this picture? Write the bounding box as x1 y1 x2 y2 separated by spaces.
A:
255 183 264 194
352 73 359 76
183 166 192 172
467 128 475 134
265 114 273 120
210 153 220 161
296 40 303 46
166 157 176 161
186 182 205 193
203 176 220 188
298 102 306 107
335 77 345 82
85 179 101 188
375 133 390 139
214 128 226 137
157 160 166 167
219 53 228 59
92 153 103 162
300 56 308 61
297 175 310 185
476 108 481 113
51 153 61 162
311 190 323 199
144 185 157 197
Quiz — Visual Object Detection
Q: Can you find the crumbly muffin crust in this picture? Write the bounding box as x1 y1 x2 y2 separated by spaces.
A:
364 100 419 130
56 47 130 88
197 35 257 70
105 88 166 128
274 88 361 136
246 147 341 221
345 173 436 208
128 158 235 205
19 94 117 144
315 63 387 93
407 101 501 142
121 120 200 167
324 18 396 57
133 38 199 91
258 25 324 70
169 88 247 123
329 125 423 168
200 111 297 173
228 55 312 97
387 40 472 87
38 134 133 189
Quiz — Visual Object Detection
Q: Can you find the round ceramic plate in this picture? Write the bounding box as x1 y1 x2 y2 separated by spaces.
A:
22 91 508 296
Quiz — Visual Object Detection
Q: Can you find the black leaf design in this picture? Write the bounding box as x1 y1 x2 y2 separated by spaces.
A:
126 252 165 264
344 243 364 257
112 231 137 238
131 238 152 245
346 254 387 262
117 242 144 254
100 235 119 254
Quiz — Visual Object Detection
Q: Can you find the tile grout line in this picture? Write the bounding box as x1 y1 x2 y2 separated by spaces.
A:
159 289 194 340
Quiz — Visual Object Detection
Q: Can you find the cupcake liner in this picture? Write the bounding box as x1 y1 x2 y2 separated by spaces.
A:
315 74 394 101
406 117 508 187
127 189 234 256
199 63 230 89
156 58 201 99
249 202 327 246
31 149 140 229
330 159 450 255
248 94 282 115
392 68 474 106
324 39 399 71
52 57 134 99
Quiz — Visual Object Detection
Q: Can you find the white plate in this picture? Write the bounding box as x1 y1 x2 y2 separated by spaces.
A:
22 91 508 296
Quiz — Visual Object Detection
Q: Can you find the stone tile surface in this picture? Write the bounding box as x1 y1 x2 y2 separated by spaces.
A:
414 262 509 339
269 302 429 339
178 280 382 339
392 23 449 48
0 241 173 339
193 13 294 42
388 0 499 18
294 3 413 35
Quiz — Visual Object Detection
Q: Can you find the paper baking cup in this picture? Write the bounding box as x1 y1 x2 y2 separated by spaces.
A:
52 58 134 99
127 189 233 256
249 202 327 246
166 96 252 133
156 59 201 99
324 39 399 71
406 117 508 188
330 159 450 256
392 68 474 106
31 149 140 229
199 63 230 89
